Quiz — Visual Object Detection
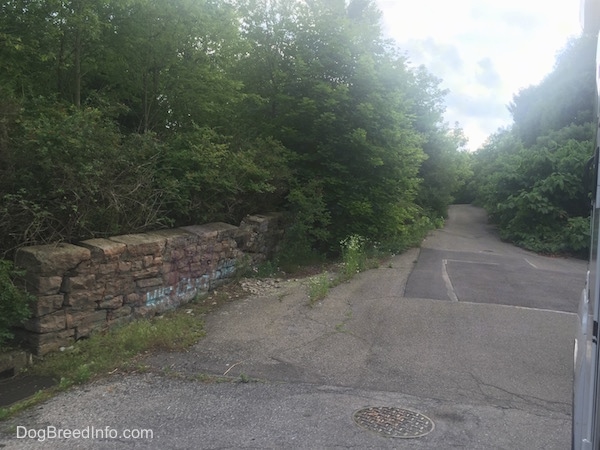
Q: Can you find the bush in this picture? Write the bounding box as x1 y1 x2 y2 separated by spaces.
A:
0 103 171 256
0 260 32 348
473 125 593 256
160 128 292 226
276 181 330 272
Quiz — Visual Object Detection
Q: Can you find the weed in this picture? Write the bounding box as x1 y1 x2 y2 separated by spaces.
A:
238 373 250 383
194 373 213 382
340 234 367 277
335 308 353 333
73 364 92 384
193 373 230 384
308 273 331 306
252 260 278 278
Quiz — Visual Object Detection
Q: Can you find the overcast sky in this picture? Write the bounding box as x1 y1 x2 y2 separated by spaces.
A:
375 0 583 151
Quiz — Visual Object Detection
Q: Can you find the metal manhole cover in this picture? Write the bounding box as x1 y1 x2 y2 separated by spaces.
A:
353 406 434 438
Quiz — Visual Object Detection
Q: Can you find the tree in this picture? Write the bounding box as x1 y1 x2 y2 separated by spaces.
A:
509 35 596 146
234 0 452 250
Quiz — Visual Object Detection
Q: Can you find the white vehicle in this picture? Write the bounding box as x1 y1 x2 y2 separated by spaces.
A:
573 2 600 448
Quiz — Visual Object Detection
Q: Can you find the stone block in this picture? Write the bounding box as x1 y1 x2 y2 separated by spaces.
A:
149 228 197 249
133 267 161 280
0 350 31 375
163 271 180 286
234 229 253 250
107 306 132 321
181 222 238 241
75 320 107 340
22 275 63 296
142 255 153 268
136 277 162 288
168 248 185 261
16 328 75 356
64 290 101 309
60 274 96 293
117 261 132 272
31 294 65 317
132 306 154 319
97 295 123 310
109 233 166 257
161 262 173 274
23 310 66 333
174 259 191 271
106 315 133 329
15 243 91 276
124 293 142 306
66 309 106 330
101 277 135 296
187 262 206 275
93 261 119 276
79 238 127 259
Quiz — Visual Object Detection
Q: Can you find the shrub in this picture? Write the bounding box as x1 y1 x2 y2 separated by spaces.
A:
0 260 32 348
340 234 367 277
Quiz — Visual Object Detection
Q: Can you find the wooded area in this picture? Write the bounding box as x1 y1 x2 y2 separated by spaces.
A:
0 0 470 263
470 33 596 256
1 0 597 344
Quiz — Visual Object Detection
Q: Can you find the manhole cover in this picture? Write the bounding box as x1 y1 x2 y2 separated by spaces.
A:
353 406 434 438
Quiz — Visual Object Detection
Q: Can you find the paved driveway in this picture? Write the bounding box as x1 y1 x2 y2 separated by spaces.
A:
0 205 588 449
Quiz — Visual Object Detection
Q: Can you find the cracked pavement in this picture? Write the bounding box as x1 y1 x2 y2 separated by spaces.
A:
0 205 587 449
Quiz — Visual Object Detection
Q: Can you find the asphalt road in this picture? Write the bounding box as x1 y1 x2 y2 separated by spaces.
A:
406 205 584 312
0 205 588 449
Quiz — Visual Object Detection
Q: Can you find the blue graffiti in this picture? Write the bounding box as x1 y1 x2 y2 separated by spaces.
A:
145 260 236 307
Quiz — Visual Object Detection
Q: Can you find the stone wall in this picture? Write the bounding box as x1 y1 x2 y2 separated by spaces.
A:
14 213 284 356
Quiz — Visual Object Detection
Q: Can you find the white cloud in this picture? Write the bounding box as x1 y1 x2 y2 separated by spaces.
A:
375 0 582 150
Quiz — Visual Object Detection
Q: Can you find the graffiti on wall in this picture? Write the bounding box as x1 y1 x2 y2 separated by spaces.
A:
145 259 236 307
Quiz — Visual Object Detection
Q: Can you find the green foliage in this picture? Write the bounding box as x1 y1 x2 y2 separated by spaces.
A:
1 0 464 261
252 260 279 278
340 234 367 277
234 0 455 249
509 35 596 146
307 273 331 306
161 127 292 225
0 103 170 254
470 34 598 256
0 260 32 347
473 123 593 255
35 309 205 385
408 68 474 218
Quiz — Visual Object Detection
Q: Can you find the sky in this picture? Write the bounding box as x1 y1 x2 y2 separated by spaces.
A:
375 0 583 151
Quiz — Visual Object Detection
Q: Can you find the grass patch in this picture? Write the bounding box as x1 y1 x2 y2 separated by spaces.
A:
33 311 205 385
305 235 391 306
0 297 211 420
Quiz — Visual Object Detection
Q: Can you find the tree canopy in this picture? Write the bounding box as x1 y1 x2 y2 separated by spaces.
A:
471 33 597 256
0 0 469 259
